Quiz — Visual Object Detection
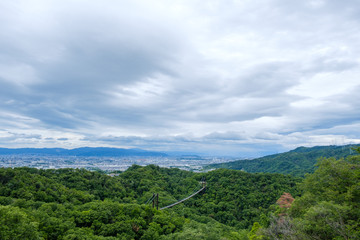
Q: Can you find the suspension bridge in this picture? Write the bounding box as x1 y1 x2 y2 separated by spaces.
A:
145 177 206 210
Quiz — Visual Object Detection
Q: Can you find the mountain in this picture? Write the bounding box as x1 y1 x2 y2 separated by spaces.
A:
206 144 360 176
0 147 167 157
0 148 358 239
0 164 300 239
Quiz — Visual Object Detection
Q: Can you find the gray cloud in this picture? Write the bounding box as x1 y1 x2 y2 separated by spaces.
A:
203 131 247 141
0 0 359 156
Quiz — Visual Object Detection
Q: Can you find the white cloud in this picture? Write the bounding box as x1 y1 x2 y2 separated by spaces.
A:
0 0 359 156
0 63 41 86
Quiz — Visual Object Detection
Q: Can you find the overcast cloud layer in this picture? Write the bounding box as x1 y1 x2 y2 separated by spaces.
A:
0 0 359 156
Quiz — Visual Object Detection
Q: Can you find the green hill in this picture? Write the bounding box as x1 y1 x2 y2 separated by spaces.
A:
206 144 360 177
0 165 300 239
1 147 359 239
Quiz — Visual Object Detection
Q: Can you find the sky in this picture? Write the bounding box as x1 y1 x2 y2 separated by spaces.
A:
0 0 360 157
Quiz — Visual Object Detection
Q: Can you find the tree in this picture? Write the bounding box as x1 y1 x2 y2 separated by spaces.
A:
263 149 360 239
0 205 40 240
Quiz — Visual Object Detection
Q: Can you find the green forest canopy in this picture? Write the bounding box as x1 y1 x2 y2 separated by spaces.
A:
207 144 360 177
0 146 359 239
0 164 299 239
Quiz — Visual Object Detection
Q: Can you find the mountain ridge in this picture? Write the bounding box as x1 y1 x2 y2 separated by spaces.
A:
0 147 167 157
206 144 360 176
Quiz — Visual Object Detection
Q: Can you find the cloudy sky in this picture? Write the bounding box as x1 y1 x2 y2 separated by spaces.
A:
0 0 359 156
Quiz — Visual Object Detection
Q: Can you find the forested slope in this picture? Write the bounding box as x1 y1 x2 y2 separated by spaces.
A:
1 146 358 239
207 144 360 176
251 147 360 239
0 165 300 239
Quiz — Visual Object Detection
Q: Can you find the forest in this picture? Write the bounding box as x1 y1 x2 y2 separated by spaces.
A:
0 147 359 239
207 144 360 177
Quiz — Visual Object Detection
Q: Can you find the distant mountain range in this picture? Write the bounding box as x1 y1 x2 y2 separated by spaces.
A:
206 144 360 177
0 147 167 157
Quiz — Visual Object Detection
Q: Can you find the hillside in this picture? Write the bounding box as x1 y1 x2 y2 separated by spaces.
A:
0 165 300 239
206 144 360 176
1 148 359 239
254 148 360 239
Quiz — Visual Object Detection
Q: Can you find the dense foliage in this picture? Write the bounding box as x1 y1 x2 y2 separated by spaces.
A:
179 169 300 229
207 144 360 177
0 164 300 239
251 147 360 239
1 146 358 239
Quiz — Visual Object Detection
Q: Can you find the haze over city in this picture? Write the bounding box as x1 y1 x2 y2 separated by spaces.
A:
1 0 360 156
